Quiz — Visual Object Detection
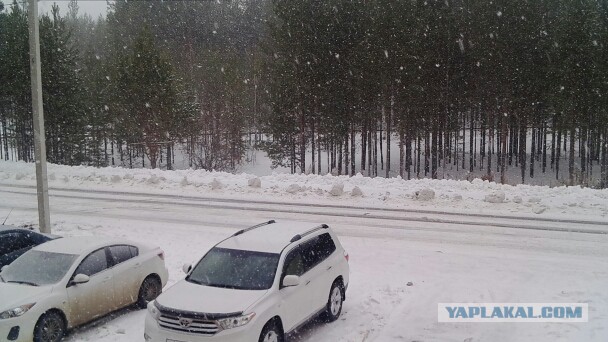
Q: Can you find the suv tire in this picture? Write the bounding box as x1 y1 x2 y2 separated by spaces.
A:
259 319 284 342
325 280 344 322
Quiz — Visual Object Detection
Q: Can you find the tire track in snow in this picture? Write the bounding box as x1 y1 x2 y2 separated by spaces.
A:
1 185 607 235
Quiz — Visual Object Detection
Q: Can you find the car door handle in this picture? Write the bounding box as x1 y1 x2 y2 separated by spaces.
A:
326 266 333 271
305 280 311 286
102 276 112 283
134 262 141 268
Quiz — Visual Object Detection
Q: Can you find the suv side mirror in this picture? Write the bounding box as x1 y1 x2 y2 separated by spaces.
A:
282 275 300 287
72 273 90 285
182 263 192 274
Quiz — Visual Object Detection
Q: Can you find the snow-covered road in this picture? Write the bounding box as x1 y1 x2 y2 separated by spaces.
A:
2 185 608 341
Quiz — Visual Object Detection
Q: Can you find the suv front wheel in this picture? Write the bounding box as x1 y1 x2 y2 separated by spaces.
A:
259 319 284 342
325 280 344 322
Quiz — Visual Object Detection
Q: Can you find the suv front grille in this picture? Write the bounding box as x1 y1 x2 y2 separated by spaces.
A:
158 313 220 335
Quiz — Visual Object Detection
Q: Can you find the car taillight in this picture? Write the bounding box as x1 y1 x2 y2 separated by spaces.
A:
344 251 349 262
158 251 165 260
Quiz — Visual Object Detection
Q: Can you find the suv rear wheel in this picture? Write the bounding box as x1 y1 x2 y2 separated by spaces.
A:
325 280 344 322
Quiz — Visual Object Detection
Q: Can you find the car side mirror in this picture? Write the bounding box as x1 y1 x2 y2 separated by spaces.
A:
182 263 192 274
282 275 300 287
72 273 90 285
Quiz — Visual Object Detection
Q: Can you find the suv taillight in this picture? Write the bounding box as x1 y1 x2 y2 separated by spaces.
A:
344 251 349 262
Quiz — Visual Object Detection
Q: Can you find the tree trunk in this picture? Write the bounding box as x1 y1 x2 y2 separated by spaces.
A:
386 99 392 178
520 121 526 183
500 115 508 184
361 124 367 172
556 130 562 180
530 126 536 178
311 120 315 174
350 124 355 176
569 127 576 185
344 134 349 176
399 127 404 178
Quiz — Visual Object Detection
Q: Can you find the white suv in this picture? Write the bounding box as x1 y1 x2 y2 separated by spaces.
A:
144 220 350 342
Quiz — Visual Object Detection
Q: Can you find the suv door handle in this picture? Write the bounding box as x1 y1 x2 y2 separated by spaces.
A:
305 280 311 286
326 266 332 271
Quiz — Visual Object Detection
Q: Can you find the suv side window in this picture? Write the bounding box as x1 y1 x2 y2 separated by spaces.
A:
75 248 108 277
300 233 337 272
283 247 305 277
108 245 135 266
315 233 336 261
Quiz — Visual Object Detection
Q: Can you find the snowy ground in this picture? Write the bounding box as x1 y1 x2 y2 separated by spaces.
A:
1 161 608 341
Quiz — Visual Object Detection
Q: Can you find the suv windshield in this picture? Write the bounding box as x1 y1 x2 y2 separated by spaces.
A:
1 250 78 286
187 247 279 290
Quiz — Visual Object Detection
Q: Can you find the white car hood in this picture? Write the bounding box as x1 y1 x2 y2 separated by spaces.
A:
0 283 52 311
157 280 267 315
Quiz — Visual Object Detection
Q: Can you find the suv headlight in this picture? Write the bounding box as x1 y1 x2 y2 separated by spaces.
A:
218 312 256 330
0 303 36 319
147 301 160 320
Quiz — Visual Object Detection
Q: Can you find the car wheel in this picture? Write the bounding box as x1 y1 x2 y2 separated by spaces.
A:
259 320 284 342
325 280 344 322
137 276 162 309
33 311 65 342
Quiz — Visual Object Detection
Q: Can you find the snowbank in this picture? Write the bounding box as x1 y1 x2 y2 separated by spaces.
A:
1 160 607 221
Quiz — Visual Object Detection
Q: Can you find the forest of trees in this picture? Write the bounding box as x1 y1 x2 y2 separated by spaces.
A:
0 0 607 188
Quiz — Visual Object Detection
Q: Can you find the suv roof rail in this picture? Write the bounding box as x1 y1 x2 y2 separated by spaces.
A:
290 224 329 243
233 220 276 237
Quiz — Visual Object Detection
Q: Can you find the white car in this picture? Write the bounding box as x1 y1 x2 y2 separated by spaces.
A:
144 220 349 342
0 236 169 342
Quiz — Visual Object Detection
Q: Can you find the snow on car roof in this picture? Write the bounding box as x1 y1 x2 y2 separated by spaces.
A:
217 220 328 254
33 236 136 255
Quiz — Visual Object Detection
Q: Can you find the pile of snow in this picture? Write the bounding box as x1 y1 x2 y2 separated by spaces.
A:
329 182 344 196
1 160 607 221
414 188 435 201
484 191 506 203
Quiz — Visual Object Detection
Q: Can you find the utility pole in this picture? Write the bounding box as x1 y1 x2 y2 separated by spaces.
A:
28 0 51 233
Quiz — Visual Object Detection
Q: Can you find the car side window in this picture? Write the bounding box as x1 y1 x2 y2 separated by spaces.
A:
283 248 304 277
315 233 337 261
75 248 108 277
129 246 139 257
108 245 135 266
0 232 31 253
300 233 337 272
0 233 20 254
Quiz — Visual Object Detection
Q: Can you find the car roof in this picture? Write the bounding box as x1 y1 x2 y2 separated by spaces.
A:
0 225 60 240
33 236 138 255
0 225 24 232
216 220 330 254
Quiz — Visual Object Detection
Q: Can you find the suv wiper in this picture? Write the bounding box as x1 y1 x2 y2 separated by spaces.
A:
186 278 203 285
6 280 39 286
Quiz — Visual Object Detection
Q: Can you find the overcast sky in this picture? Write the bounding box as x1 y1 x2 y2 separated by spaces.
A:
2 0 109 18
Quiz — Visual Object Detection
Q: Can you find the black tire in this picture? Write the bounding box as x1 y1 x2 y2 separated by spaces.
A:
137 276 162 309
33 311 65 342
324 280 344 322
258 320 284 342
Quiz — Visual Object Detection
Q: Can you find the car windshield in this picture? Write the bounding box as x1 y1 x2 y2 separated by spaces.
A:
187 247 279 290
1 250 78 286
